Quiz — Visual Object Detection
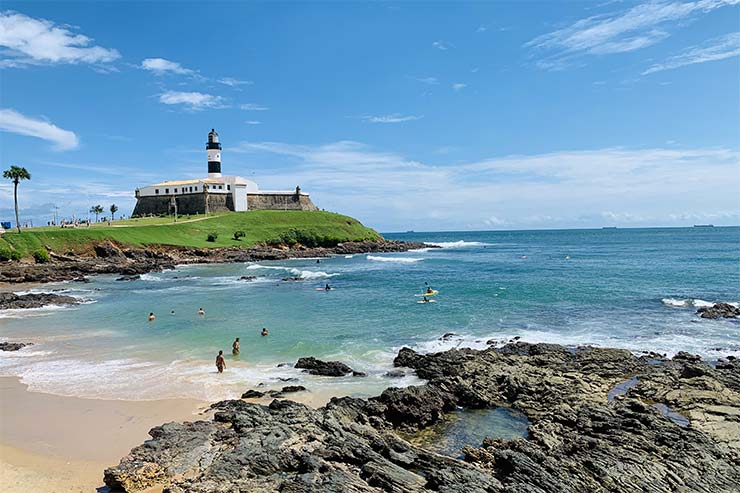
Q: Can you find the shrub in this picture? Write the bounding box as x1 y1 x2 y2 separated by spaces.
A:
0 247 21 261
206 232 218 242
233 230 246 241
33 249 50 263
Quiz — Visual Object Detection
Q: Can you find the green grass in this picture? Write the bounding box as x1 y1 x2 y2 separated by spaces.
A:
0 211 382 259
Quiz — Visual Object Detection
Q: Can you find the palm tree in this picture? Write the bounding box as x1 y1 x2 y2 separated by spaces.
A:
3 166 31 233
110 204 119 221
90 205 104 223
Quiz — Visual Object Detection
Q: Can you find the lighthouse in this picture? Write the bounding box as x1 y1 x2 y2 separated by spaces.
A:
206 128 222 178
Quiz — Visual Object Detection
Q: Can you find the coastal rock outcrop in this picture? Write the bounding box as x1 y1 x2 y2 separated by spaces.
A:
0 240 430 284
104 342 740 492
0 292 80 310
0 342 33 351
697 302 740 319
295 356 355 376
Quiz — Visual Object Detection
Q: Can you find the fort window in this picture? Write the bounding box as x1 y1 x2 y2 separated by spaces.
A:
155 189 159 194
165 188 169 194
174 188 178 193
227 185 231 190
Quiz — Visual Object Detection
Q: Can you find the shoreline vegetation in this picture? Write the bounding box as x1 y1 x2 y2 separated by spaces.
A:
0 210 429 284
102 341 740 492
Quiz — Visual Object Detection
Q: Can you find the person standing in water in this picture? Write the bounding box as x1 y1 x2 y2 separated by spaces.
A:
232 338 240 355
197 308 205 315
216 350 226 373
148 312 155 321
261 328 269 337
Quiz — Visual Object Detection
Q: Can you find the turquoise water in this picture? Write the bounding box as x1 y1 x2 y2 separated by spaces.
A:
1 227 738 401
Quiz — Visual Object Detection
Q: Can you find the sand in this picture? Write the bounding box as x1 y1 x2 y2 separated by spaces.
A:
0 376 207 492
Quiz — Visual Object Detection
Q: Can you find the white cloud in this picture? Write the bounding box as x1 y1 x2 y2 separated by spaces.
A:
642 32 740 74
158 91 224 110
245 120 262 125
432 40 449 50
240 103 269 111
360 114 423 123
477 26 488 33
140 57 193 75
526 0 739 69
452 83 467 91
0 11 120 67
218 77 253 87
0 108 79 150
232 141 740 231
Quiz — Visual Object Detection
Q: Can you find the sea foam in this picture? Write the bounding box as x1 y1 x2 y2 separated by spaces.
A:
366 255 423 263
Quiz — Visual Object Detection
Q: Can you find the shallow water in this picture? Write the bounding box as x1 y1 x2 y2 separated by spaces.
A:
1 227 738 402
409 407 530 458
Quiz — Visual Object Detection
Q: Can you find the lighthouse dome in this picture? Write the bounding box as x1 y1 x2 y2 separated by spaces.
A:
208 128 219 144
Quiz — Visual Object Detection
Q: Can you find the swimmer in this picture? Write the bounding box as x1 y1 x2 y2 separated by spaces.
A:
316 259 321 264
261 327 269 337
170 310 176 315
148 312 155 321
216 350 226 373
232 337 240 355
197 308 205 315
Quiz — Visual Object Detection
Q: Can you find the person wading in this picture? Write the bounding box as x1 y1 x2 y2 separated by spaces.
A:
216 350 226 373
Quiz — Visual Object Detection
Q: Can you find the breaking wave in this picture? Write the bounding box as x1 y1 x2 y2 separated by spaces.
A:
366 255 423 263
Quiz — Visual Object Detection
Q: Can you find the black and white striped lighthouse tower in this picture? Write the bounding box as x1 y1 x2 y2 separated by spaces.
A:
206 128 222 178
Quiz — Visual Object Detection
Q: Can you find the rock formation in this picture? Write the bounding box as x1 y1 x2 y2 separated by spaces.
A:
697 302 740 319
104 342 740 492
0 292 80 310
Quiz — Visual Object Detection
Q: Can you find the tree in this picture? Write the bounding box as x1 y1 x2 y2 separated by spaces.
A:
90 205 104 222
3 166 31 233
110 204 119 221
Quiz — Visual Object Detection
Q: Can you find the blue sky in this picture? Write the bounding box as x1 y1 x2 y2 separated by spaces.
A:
1 1 738 231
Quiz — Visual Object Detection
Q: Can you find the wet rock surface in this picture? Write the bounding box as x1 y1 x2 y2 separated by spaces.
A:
697 302 740 319
0 342 33 351
105 342 740 492
0 240 430 284
0 292 80 310
295 356 355 376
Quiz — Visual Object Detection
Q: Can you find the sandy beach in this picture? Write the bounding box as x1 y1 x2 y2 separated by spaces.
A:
0 376 206 492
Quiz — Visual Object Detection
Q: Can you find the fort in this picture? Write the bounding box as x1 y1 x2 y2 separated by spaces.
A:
132 129 317 217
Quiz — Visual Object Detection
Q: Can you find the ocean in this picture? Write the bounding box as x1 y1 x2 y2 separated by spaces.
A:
1 227 738 402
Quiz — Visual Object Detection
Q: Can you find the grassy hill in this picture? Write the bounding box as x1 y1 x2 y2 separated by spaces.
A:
0 211 382 259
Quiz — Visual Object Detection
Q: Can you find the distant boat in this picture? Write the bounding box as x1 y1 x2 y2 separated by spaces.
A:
406 230 415 233
602 227 617 229
693 224 714 228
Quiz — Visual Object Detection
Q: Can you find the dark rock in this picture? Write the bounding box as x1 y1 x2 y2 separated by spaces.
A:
116 274 140 281
281 276 303 282
673 351 702 362
384 369 405 378
241 389 265 399
440 332 456 340
0 292 80 310
352 371 367 377
279 385 307 394
295 356 353 376
106 342 740 493
0 342 33 351
239 275 257 281
697 302 740 319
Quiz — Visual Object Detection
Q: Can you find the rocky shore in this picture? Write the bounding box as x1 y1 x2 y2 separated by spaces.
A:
104 342 740 492
0 292 81 310
0 240 429 284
